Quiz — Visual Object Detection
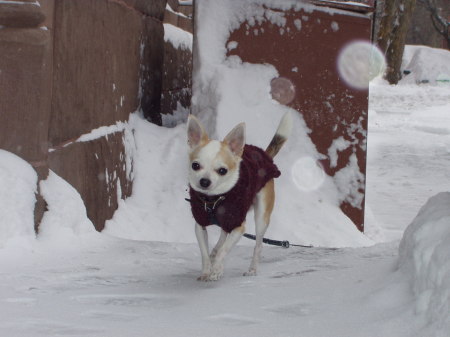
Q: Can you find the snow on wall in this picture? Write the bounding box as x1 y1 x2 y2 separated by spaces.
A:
398 192 450 336
0 150 37 248
328 136 351 168
164 23 193 51
76 121 127 143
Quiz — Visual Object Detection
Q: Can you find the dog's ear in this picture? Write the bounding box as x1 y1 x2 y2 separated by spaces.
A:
187 114 208 149
223 122 245 157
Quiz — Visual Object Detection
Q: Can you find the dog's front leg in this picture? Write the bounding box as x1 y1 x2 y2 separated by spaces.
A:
210 229 228 263
195 223 211 281
207 223 245 281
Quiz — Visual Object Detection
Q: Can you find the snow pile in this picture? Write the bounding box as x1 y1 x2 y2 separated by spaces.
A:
0 150 37 248
104 113 194 242
401 45 450 85
0 149 100 250
164 23 193 51
398 192 450 336
38 171 98 246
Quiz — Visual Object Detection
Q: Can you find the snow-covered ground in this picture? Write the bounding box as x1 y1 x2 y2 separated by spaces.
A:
0 235 415 337
366 82 450 241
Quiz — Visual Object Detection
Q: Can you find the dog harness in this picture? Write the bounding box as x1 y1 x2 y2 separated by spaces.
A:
188 144 281 233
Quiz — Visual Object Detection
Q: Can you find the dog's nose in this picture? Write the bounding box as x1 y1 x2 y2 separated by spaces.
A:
200 178 211 188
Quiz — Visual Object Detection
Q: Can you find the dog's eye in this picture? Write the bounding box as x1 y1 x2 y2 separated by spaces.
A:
217 167 228 176
192 162 201 171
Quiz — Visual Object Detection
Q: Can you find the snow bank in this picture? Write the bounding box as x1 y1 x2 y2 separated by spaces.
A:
0 151 100 250
0 150 37 248
38 171 98 246
104 113 194 243
401 45 450 85
105 106 371 247
398 192 450 336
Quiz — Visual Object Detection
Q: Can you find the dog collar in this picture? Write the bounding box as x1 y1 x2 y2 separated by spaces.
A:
195 193 226 212
186 191 226 226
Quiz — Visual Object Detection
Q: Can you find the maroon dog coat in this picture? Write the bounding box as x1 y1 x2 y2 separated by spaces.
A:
189 144 281 233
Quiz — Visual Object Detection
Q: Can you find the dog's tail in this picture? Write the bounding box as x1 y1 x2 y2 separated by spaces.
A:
265 111 293 158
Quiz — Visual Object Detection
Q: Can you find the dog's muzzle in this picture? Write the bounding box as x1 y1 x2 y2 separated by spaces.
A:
199 178 211 188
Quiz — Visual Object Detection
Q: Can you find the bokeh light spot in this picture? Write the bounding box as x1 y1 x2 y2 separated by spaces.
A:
291 157 326 192
337 41 386 90
270 77 296 105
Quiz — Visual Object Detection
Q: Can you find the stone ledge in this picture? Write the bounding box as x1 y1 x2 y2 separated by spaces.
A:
0 1 45 28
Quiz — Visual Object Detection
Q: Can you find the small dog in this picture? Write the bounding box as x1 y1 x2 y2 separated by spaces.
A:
187 112 292 281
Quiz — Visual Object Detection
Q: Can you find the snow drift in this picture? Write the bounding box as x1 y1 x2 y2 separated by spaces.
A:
104 113 194 243
401 45 450 85
399 192 450 336
0 150 37 248
0 150 99 250
38 171 98 246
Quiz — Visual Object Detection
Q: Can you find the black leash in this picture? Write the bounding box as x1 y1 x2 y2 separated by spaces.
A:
243 233 313 249
185 197 313 249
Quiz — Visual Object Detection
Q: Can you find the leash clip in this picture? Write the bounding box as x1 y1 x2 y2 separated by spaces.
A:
281 240 290 249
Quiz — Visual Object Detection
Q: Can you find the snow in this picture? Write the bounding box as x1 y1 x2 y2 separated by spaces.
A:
226 40 238 51
331 20 339 31
401 45 450 85
398 192 450 337
0 150 36 249
166 3 190 19
366 81 450 240
163 23 193 51
319 0 372 8
1 0 450 333
333 153 365 209
38 171 98 246
328 136 351 168
103 113 194 243
0 236 419 337
0 0 40 6
76 121 127 143
47 121 129 152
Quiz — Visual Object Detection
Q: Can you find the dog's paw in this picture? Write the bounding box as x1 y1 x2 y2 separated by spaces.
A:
206 265 224 281
243 269 257 277
206 272 222 281
197 274 211 282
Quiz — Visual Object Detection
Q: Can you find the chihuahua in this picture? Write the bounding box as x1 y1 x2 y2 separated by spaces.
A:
187 112 292 281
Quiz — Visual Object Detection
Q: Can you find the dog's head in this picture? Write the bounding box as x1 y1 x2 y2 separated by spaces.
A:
187 115 245 196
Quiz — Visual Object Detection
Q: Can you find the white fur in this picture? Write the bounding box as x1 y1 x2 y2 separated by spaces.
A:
188 140 241 196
